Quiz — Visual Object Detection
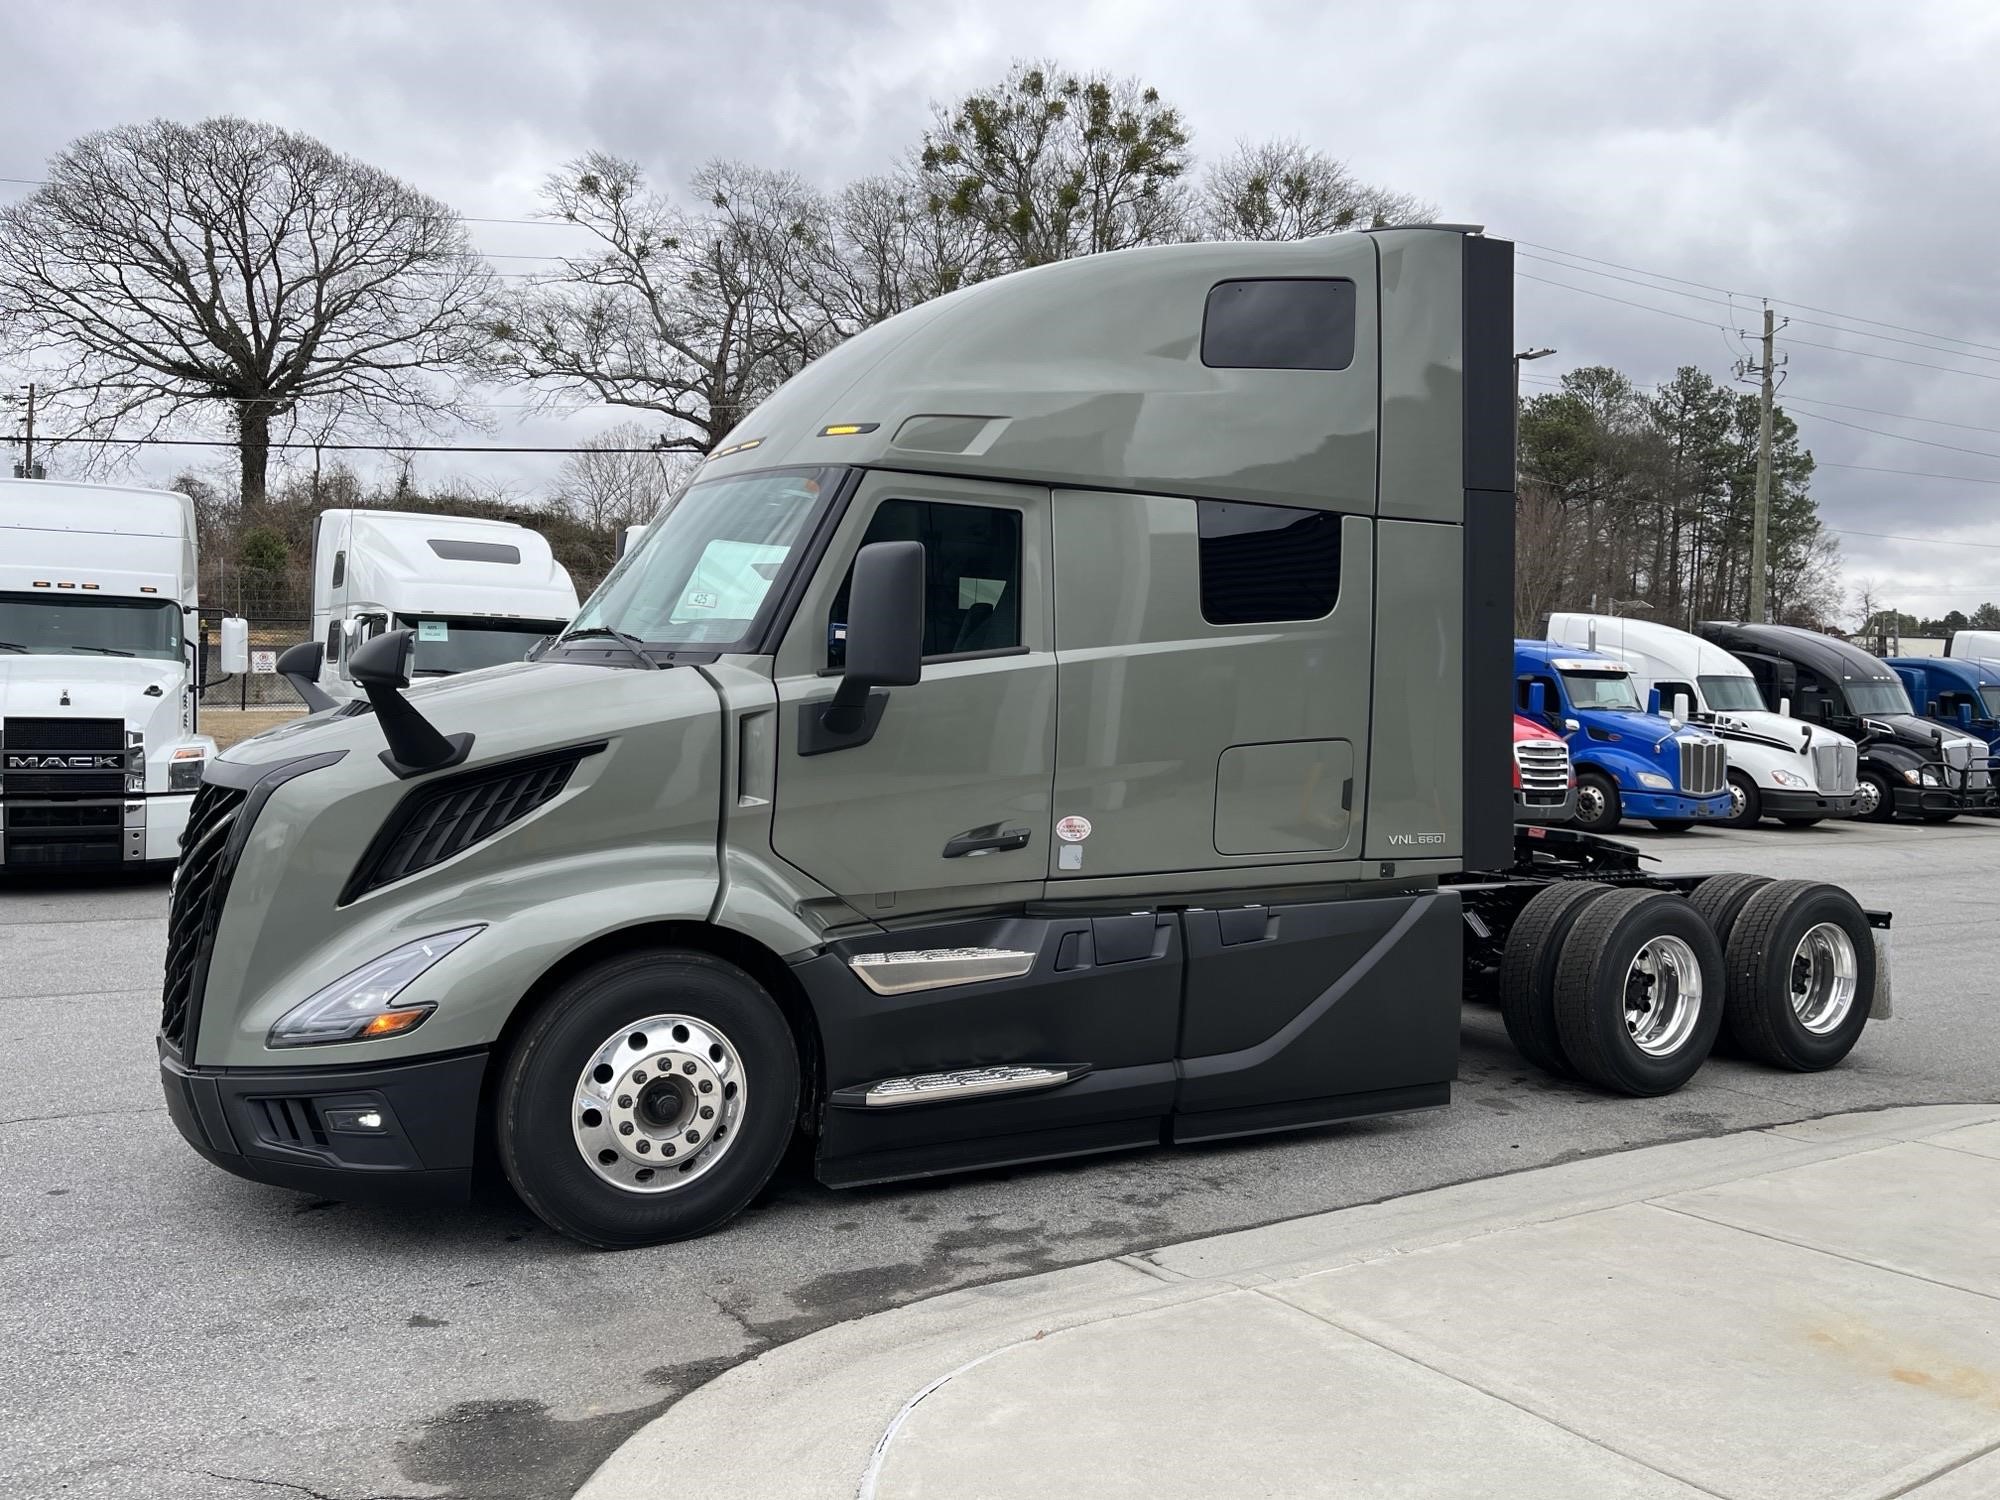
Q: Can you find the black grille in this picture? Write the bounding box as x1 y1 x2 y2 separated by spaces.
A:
342 748 594 903
6 836 122 866
5 770 124 796
252 1097 329 1149
159 781 249 1049
4 717 123 751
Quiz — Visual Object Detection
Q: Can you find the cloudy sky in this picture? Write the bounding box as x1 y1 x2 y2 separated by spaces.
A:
4 0 1999 618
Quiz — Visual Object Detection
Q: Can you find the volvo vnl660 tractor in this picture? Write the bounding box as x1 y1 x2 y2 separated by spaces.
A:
160 231 1892 1246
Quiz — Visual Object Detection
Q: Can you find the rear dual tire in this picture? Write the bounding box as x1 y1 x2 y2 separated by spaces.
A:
1721 881 1874 1071
1552 890 1725 1096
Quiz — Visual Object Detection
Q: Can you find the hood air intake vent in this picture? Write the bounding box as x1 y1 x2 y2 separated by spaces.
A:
340 744 601 904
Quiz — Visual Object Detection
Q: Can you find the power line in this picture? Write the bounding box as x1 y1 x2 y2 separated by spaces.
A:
1816 459 2000 487
1823 526 2000 552
1789 407 2000 464
17 434 680 454
1514 271 1735 331
1782 394 2000 439
1784 335 2000 384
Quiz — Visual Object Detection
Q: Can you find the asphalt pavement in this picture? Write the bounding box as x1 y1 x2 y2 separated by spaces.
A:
4 817 1998 1500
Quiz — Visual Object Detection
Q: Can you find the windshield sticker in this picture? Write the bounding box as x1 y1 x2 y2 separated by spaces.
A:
1056 815 1092 843
684 591 719 611
417 620 449 641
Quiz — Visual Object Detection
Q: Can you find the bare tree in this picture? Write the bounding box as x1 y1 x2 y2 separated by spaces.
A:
808 172 997 329
1200 139 1434 241
494 154 835 453
918 61 1194 269
552 421 692 533
0 117 497 512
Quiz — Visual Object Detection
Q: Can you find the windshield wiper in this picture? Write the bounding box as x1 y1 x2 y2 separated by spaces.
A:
558 625 661 670
71 644 136 657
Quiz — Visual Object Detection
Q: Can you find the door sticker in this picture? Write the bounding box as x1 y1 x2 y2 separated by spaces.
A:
1055 815 1092 842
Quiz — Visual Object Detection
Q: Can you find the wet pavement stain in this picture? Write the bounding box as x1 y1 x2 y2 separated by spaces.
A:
398 1396 674 1500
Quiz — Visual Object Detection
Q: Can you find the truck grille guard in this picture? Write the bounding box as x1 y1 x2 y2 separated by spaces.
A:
1914 742 2000 813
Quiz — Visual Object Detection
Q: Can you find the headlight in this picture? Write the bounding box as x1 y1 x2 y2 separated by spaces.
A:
267 927 482 1048
1770 769 1809 789
169 746 205 793
1636 772 1673 790
1920 767 1944 786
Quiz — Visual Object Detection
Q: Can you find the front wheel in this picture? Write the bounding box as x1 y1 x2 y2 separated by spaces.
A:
1571 770 1622 834
1719 772 1762 829
497 949 800 1248
1855 770 1895 823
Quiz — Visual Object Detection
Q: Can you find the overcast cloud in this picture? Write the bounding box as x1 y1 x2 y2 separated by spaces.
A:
4 0 1998 617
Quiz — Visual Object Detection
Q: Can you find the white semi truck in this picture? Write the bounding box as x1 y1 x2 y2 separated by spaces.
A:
1548 613 1866 827
0 478 246 869
309 510 579 704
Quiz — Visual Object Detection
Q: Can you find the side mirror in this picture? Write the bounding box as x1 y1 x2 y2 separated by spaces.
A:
1528 681 1548 717
1564 717 1581 733
1960 703 1975 728
1778 696 1792 718
349 627 415 690
1646 686 1663 715
347 628 471 777
802 540 925 755
275 641 337 714
218 616 250 676
1673 692 1691 721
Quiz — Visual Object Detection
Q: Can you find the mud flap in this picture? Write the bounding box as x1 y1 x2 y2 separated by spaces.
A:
1870 930 1894 1019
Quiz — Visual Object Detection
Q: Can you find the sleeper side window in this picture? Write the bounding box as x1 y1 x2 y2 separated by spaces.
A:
330 550 346 588
1201 278 1356 371
827 499 1022 668
1197 500 1343 625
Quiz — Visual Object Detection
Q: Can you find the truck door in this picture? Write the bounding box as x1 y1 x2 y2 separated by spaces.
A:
770 472 1055 917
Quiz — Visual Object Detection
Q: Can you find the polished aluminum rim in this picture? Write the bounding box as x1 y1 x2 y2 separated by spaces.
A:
572 1015 745 1194
1624 934 1703 1056
1576 783 1608 824
1790 922 1858 1035
1727 782 1748 820
1856 780 1881 815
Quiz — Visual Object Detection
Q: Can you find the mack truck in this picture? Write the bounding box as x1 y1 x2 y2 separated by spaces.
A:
1549 614 1864 828
1886 655 2000 761
1698 622 1992 821
158 230 1890 1248
1512 640 1732 833
307 509 578 706
1 478 246 869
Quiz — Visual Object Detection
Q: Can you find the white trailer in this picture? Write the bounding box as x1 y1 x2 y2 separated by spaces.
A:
1948 629 2000 662
1548 613 1866 827
0 479 246 868
310 510 578 703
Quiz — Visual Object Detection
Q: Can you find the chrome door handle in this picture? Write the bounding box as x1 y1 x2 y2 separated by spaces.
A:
942 823 1033 858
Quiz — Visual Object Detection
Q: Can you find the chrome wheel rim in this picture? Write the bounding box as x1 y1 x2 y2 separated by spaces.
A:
1728 782 1748 820
1576 784 1607 824
1857 780 1881 815
1624 935 1703 1057
1790 922 1858 1035
572 1015 746 1194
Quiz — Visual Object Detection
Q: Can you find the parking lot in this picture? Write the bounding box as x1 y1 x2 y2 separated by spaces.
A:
6 816 1998 1500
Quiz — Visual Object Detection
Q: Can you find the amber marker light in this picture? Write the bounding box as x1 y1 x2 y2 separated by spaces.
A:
359 1006 434 1039
818 422 880 436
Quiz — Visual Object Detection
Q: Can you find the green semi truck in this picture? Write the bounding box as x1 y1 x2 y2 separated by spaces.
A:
159 228 1889 1246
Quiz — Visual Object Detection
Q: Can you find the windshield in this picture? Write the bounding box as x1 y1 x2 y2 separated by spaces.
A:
394 615 567 676
1698 675 1766 712
1983 688 2000 719
566 468 834 650
1848 680 1914 716
0 591 182 660
1560 669 1642 711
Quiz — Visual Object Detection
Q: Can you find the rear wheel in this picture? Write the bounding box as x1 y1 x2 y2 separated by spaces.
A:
1498 881 1616 1076
1719 772 1762 829
1572 770 1621 834
1722 880 1875 1071
1689 873 1773 953
1552 889 1724 1096
1856 770 1895 823
497 949 800 1248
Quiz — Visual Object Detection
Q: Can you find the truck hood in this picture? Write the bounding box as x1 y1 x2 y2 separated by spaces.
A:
1861 713 1982 754
0 654 188 746
1574 709 1717 745
1704 709 1845 751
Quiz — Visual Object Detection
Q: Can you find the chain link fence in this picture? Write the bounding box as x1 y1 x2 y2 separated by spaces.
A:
197 614 315 709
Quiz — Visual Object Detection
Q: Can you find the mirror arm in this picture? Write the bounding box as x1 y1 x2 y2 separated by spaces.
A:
365 683 473 778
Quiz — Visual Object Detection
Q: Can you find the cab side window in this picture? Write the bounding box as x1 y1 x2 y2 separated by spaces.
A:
1516 674 1562 715
828 499 1022 668
1197 500 1342 624
1656 679 1696 711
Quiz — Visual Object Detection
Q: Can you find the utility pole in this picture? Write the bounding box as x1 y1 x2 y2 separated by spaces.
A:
1746 308 1781 623
7 382 40 480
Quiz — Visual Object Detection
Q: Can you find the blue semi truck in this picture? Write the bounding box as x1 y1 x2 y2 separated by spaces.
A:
1887 655 2000 757
1514 640 1732 832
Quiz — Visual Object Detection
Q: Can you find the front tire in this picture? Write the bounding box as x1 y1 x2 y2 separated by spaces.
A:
1552 889 1724 1096
1571 770 1622 834
1856 770 1895 823
497 949 800 1248
1722 881 1875 1071
1720 772 1762 829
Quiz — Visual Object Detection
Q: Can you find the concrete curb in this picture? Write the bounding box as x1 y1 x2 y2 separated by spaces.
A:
575 1104 2000 1500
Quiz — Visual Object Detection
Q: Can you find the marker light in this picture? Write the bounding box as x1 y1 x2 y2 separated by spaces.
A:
818 422 880 436
267 927 482 1048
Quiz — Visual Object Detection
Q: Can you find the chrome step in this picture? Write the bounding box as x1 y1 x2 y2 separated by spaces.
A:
831 1064 1089 1109
847 946 1036 996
